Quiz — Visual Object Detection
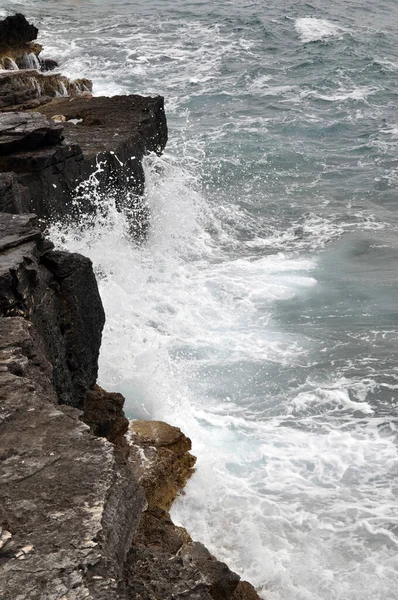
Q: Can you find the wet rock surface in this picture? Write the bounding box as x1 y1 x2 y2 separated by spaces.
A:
0 95 167 238
0 70 93 112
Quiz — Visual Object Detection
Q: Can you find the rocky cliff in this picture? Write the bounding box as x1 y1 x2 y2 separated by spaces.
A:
0 13 262 600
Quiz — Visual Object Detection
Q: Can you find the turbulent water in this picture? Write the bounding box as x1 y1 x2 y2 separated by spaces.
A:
4 0 398 598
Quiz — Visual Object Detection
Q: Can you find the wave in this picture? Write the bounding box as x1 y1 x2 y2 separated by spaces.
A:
295 17 346 43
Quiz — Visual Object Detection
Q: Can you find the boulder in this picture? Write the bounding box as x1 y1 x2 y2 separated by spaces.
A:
129 420 196 511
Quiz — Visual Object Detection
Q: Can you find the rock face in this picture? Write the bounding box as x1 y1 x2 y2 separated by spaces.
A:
0 95 167 238
0 317 146 600
0 212 105 407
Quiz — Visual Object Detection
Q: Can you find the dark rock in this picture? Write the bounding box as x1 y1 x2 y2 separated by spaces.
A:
0 13 38 48
0 172 29 213
40 57 59 71
0 111 64 155
0 95 167 240
232 581 263 600
0 316 146 600
181 542 240 600
84 384 130 452
0 212 105 407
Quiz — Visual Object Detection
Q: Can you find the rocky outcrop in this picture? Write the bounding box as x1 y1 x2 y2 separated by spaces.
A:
0 15 167 239
0 13 41 69
0 215 262 598
0 96 167 238
0 13 38 49
0 213 105 407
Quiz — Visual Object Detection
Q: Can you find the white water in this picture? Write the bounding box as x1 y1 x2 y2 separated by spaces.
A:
49 153 398 600
295 18 345 44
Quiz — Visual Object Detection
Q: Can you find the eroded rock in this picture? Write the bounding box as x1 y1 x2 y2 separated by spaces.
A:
129 419 196 511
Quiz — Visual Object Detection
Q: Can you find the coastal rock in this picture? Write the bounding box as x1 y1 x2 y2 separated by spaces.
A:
126 420 260 600
40 57 59 72
0 95 167 238
0 70 93 112
0 111 64 154
0 14 42 70
0 316 145 600
129 419 196 511
0 212 105 407
0 13 38 48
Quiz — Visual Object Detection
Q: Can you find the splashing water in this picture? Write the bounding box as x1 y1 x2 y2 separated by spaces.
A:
49 150 398 600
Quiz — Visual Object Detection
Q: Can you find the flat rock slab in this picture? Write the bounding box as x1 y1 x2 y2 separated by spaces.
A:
0 111 63 154
37 94 167 158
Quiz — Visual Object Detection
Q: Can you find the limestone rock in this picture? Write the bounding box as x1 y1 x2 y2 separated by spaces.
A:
129 419 196 511
0 111 64 154
0 316 145 600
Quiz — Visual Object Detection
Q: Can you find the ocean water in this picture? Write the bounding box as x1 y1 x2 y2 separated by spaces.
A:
3 1 398 598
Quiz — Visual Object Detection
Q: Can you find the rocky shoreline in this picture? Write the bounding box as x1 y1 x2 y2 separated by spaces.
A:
0 14 262 600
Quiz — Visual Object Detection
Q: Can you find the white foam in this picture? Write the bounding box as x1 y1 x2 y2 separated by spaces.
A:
295 17 345 43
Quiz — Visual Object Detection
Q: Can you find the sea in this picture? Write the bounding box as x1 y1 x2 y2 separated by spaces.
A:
2 1 398 598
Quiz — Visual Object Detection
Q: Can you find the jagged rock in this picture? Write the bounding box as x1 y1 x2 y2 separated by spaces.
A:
232 581 263 600
0 212 105 407
129 420 196 511
0 13 38 48
0 316 146 600
0 14 42 70
0 111 64 155
125 420 259 600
